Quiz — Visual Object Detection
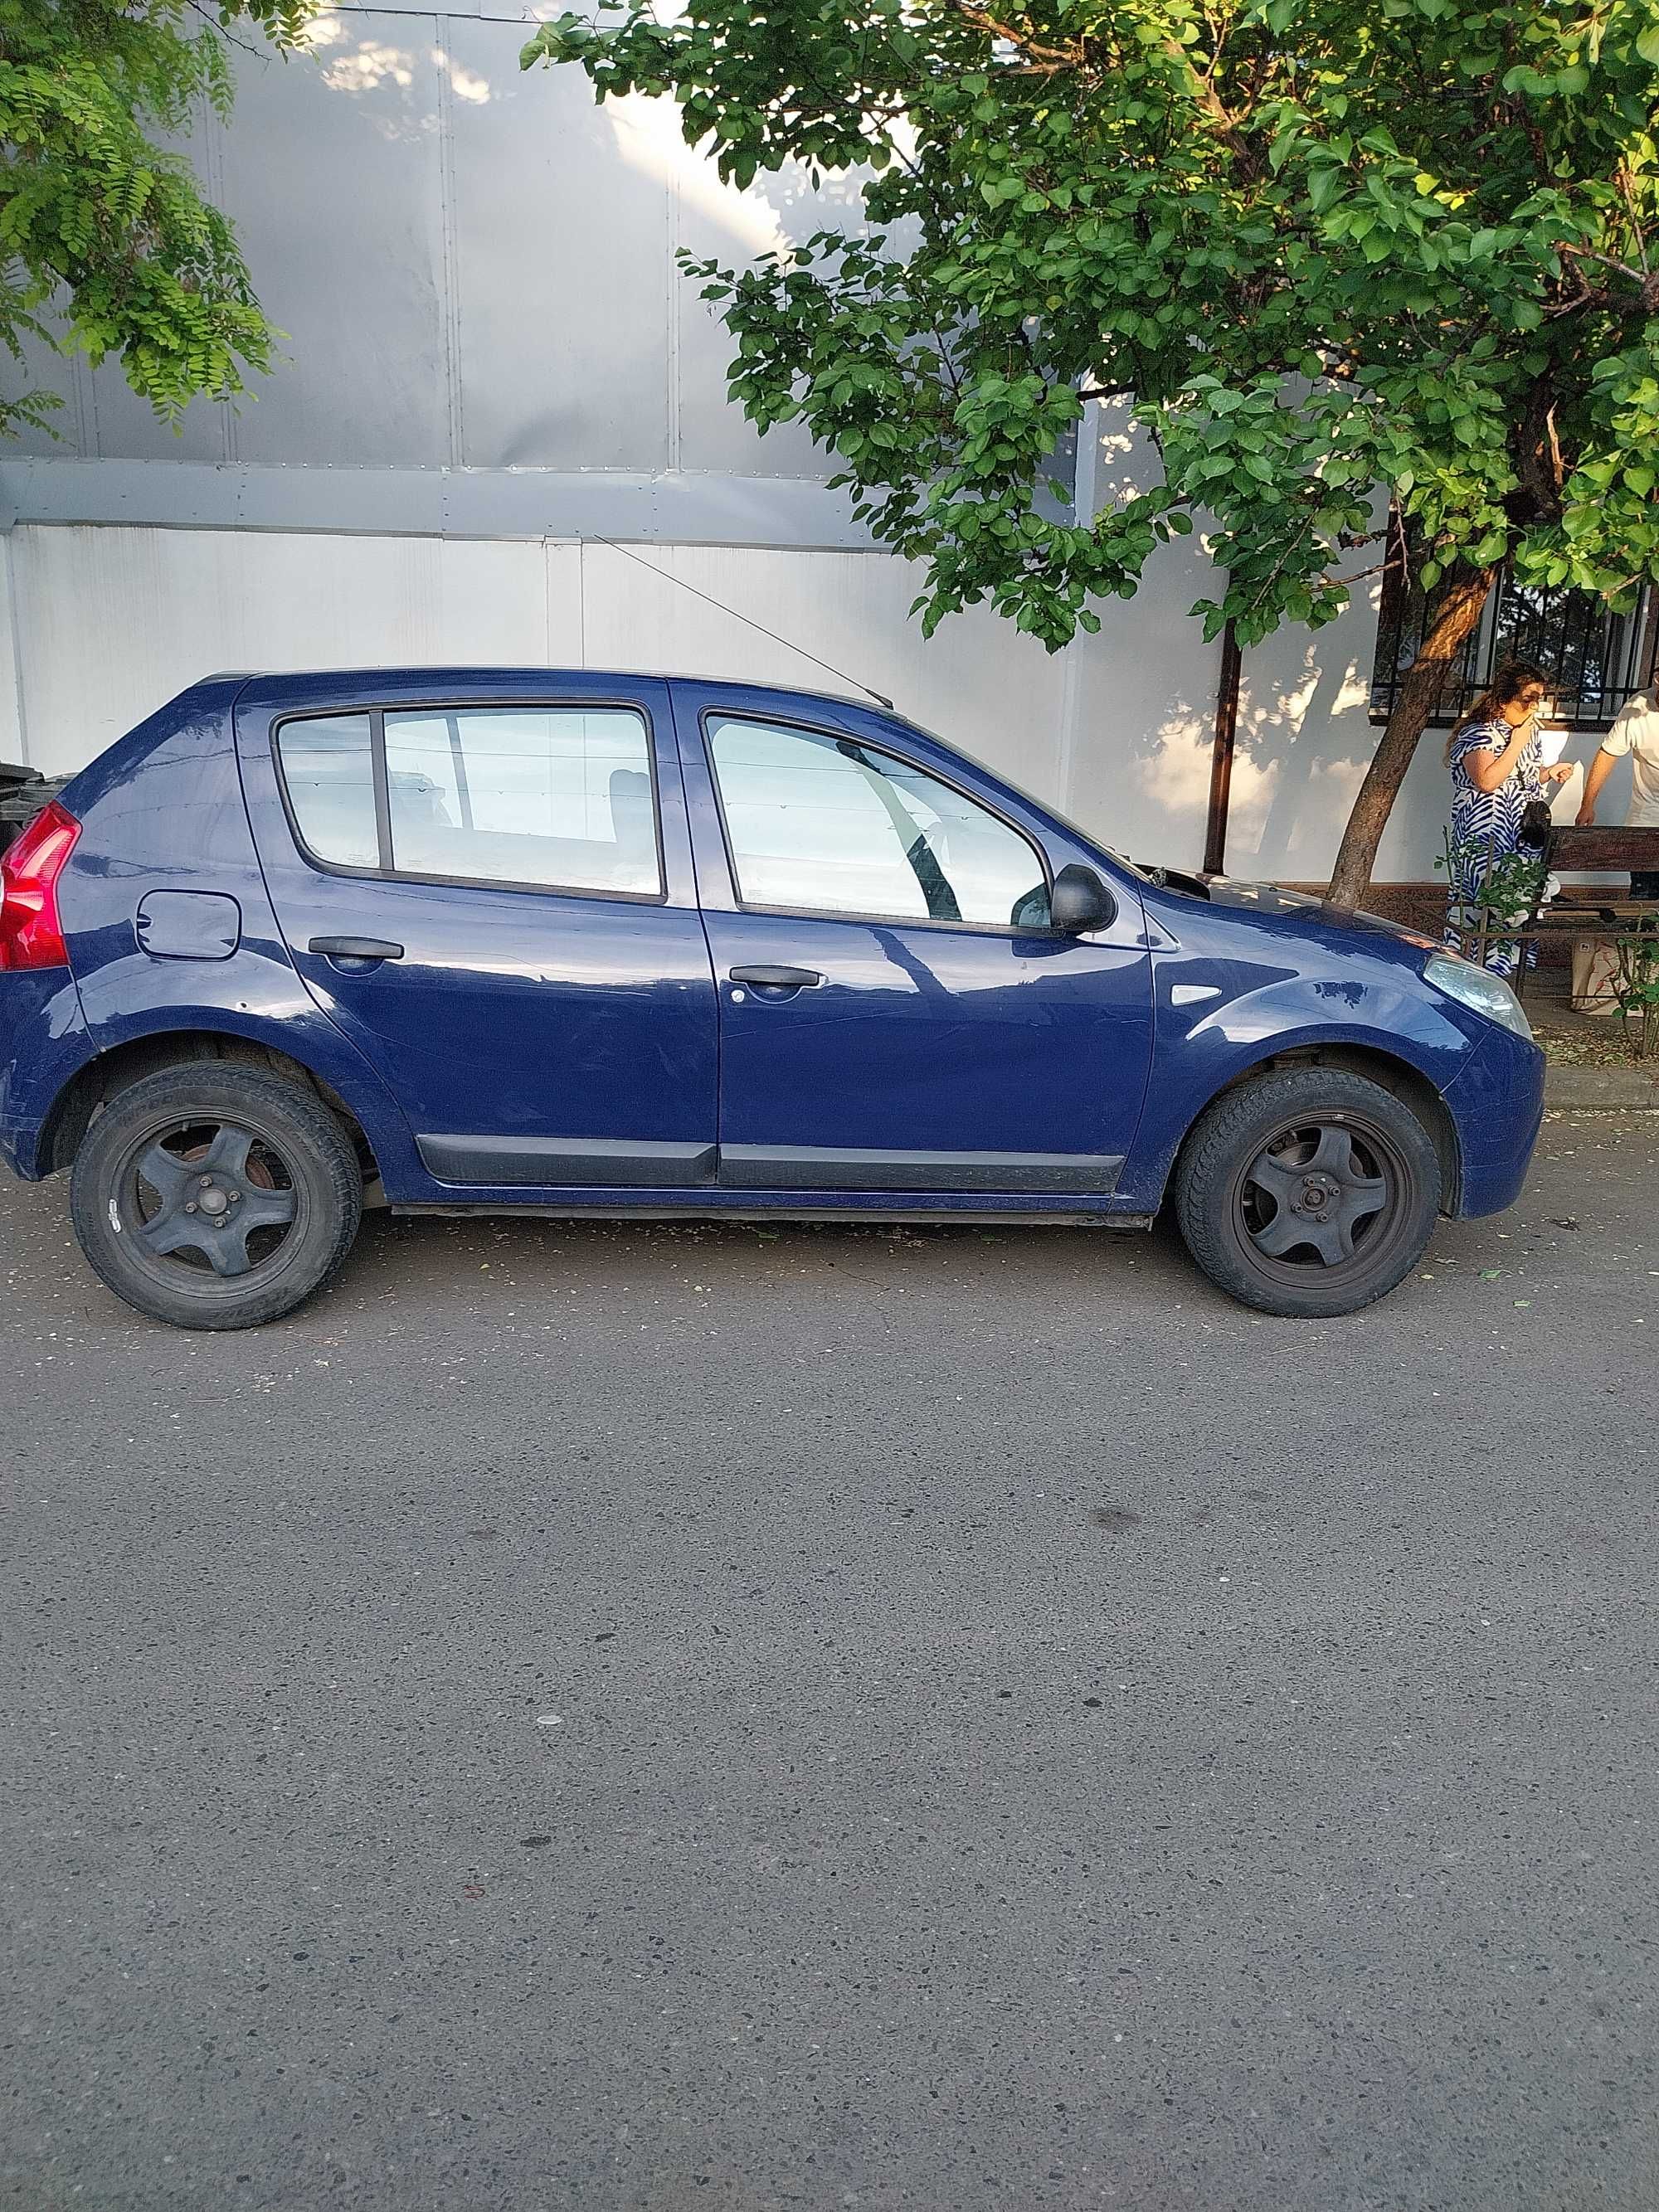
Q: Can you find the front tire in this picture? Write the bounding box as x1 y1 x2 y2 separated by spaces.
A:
70 1064 363 1330
1174 1068 1442 1318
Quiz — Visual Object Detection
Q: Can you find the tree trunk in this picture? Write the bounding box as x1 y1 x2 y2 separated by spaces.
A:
1326 563 1496 911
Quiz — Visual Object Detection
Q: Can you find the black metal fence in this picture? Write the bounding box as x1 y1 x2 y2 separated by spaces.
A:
1370 534 1654 730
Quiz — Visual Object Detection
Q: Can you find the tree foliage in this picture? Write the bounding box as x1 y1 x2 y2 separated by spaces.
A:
526 0 1659 893
0 0 312 437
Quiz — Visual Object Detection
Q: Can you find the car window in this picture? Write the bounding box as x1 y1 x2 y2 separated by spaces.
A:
275 705 662 896
274 714 378 869
707 715 1049 929
384 707 659 894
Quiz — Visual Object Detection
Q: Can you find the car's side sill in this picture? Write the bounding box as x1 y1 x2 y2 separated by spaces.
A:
391 1196 1155 1229
416 1135 1127 1198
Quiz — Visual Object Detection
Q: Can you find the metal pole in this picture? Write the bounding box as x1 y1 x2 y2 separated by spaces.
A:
1204 618 1242 877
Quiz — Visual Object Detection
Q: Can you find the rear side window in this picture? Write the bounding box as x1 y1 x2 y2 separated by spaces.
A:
274 705 661 897
707 715 1049 929
275 715 377 870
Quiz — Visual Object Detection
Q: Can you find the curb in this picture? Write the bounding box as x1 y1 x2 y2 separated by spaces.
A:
1543 1065 1659 1111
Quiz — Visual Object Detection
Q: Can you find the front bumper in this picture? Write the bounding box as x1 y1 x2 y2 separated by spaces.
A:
1442 1020 1548 1218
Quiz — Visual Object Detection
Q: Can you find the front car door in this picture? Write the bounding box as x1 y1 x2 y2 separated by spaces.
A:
670 683 1154 1202
236 672 718 1196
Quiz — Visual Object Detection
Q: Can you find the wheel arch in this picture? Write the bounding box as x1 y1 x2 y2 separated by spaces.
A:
40 1028 382 1186
1170 1042 1461 1213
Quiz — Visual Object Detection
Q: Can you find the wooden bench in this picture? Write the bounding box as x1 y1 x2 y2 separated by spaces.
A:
1506 823 1659 1009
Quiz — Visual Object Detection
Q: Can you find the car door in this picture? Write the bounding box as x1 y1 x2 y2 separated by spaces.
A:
236 674 718 1191
671 683 1153 1197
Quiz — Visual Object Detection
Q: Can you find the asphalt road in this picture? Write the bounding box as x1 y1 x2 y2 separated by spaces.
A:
4 1113 1658 2212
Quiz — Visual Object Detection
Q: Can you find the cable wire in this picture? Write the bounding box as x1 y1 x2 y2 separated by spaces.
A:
590 537 895 711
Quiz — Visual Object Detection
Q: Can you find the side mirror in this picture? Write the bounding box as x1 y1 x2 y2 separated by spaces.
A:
1049 863 1113 936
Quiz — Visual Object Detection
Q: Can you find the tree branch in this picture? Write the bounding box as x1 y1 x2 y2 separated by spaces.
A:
950 2 1082 70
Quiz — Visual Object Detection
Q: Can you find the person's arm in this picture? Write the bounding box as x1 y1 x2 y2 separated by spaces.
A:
1577 746 1619 825
1465 722 1535 795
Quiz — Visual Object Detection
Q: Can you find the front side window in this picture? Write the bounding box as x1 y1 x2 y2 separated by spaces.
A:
708 716 1049 929
275 705 661 896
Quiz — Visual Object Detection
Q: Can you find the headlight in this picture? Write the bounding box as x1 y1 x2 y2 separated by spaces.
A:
1423 951 1534 1040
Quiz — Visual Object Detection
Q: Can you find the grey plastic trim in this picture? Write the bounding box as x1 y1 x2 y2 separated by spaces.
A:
417 1134 718 1188
0 459 878 551
718 1145 1125 1194
395 1201 1154 1227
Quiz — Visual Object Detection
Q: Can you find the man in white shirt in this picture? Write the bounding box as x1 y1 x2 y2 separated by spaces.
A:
1579 678 1659 897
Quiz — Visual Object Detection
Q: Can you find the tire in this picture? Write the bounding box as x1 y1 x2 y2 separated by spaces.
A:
70 1063 363 1330
1173 1067 1442 1318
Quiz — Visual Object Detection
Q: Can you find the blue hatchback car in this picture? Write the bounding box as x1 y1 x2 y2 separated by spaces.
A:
0 668 1545 1328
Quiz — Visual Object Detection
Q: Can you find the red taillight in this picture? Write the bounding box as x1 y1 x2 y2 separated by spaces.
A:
0 801 80 971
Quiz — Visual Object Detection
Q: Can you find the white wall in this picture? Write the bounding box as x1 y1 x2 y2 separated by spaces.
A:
12 517 1602 881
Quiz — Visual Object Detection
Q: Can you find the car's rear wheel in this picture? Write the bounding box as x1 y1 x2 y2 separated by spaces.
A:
1174 1068 1442 1317
70 1064 362 1330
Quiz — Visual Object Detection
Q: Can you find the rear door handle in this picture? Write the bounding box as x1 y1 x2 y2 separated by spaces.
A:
727 965 823 989
309 936 405 961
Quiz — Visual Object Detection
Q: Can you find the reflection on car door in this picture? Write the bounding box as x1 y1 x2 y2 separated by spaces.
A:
673 689 1154 1196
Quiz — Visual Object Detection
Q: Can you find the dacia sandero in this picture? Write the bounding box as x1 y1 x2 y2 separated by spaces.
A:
0 669 1545 1329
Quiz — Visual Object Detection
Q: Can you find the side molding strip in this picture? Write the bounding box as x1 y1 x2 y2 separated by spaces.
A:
417 1135 718 1189
718 1145 1124 1195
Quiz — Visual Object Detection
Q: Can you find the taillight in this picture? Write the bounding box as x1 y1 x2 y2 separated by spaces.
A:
0 801 80 971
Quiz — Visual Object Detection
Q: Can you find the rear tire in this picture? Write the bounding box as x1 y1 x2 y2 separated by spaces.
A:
70 1064 362 1330
1174 1068 1441 1318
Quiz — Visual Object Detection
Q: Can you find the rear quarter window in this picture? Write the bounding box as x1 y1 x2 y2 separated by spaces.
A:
273 715 377 869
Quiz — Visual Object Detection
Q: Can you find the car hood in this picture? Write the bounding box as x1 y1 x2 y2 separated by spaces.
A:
1141 865 1438 948
1199 875 1432 941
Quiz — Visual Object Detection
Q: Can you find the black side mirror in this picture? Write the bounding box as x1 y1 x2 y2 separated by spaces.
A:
1049 863 1113 935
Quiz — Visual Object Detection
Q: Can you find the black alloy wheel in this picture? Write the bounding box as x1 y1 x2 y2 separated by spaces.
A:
71 1065 363 1330
1235 1116 1402 1275
1175 1067 1443 1317
123 1119 303 1281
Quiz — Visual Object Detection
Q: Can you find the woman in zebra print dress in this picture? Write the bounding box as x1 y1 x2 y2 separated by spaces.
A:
1443 660 1574 975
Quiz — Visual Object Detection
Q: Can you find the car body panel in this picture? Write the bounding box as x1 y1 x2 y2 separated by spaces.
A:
1118 879 1520 1215
0 668 1547 1242
36 681 426 1189
0 967 87 1179
668 679 1155 1198
232 671 720 1196
1440 1018 1549 1216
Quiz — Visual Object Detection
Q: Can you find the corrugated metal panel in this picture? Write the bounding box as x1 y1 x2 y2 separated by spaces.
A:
445 25 673 471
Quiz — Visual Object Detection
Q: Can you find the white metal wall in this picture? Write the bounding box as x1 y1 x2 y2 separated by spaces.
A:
0 520 1535 880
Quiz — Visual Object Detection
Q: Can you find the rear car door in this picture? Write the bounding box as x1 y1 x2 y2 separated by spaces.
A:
672 684 1154 1197
236 674 718 1193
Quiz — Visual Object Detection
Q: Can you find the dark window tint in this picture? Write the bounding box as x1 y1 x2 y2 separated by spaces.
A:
383 707 659 893
708 715 1049 928
274 715 377 869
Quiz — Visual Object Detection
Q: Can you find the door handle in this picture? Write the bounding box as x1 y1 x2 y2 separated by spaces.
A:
309 936 405 962
727 965 823 989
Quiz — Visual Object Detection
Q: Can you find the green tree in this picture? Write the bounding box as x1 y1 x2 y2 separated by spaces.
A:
0 0 312 439
525 0 1659 904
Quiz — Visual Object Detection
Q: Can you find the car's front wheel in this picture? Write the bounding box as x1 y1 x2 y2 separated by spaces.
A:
1174 1067 1442 1318
70 1063 363 1330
